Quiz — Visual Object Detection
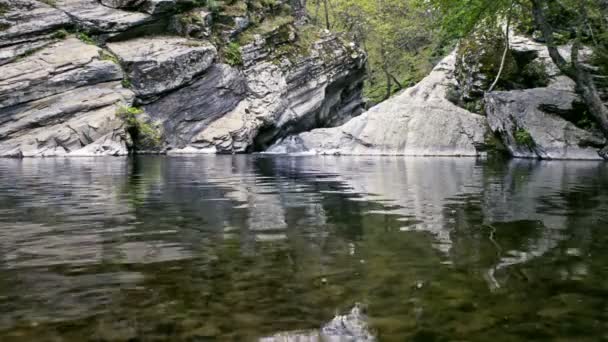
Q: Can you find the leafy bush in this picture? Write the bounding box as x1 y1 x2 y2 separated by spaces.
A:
224 42 243 66
52 29 69 40
116 106 162 149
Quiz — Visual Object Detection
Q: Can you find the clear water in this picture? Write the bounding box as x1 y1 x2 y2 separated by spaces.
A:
0 155 607 341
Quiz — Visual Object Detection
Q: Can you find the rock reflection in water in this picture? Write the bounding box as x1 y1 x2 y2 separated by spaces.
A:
0 156 607 341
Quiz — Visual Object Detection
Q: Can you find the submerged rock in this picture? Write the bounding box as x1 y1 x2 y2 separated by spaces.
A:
260 304 375 342
268 52 488 156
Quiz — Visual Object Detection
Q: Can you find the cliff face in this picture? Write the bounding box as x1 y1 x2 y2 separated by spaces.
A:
0 0 366 157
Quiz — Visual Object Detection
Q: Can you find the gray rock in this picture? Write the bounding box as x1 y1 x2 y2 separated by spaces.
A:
268 52 489 156
485 88 606 160
188 32 367 153
0 38 135 157
54 0 155 39
0 81 134 157
0 0 71 64
0 38 123 109
99 0 177 14
144 64 248 149
107 37 217 98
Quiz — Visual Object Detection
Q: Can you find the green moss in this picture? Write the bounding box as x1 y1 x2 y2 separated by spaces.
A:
0 22 9 32
514 128 535 147
121 78 132 88
77 32 96 45
116 106 162 148
223 42 242 66
52 29 69 40
99 50 119 64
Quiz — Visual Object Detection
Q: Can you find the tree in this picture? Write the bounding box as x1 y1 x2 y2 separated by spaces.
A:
424 0 608 159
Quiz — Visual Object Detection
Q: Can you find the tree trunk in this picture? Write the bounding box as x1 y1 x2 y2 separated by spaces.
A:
531 0 608 159
323 0 330 30
488 0 514 92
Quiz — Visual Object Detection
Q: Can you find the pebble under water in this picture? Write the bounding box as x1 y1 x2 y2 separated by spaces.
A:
0 155 607 341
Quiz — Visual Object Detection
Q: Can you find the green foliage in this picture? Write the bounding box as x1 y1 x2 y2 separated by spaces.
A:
116 106 162 148
52 29 69 40
122 78 132 88
99 50 119 64
514 128 534 147
77 32 96 45
39 0 56 6
309 0 441 104
223 42 243 66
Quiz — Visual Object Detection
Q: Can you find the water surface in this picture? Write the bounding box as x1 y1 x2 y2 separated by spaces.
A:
1 155 607 341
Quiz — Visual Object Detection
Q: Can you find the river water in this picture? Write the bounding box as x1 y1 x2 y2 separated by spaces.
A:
0 155 607 341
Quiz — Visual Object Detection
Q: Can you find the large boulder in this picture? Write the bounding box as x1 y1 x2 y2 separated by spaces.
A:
107 36 217 99
0 0 71 65
0 38 134 157
485 86 606 160
143 64 248 149
268 52 489 156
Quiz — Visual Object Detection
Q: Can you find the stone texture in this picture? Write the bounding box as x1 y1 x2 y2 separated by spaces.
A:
0 0 71 65
99 0 177 14
189 32 367 153
144 64 248 149
0 38 134 157
268 52 489 156
54 0 155 39
485 87 606 160
107 36 217 98
170 9 212 39
0 38 123 108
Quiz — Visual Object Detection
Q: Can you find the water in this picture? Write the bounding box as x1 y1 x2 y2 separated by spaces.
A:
0 155 607 341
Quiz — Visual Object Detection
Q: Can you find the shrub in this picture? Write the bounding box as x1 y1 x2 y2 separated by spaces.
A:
52 29 69 40
514 128 534 147
77 32 96 45
224 42 243 66
116 106 162 149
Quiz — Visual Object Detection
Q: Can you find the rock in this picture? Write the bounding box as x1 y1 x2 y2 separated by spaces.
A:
0 38 123 108
0 82 134 157
99 0 176 14
170 9 212 39
268 52 489 156
190 33 367 153
485 87 606 160
260 304 376 341
54 0 158 40
143 64 248 148
107 37 217 99
0 0 71 65
0 38 134 157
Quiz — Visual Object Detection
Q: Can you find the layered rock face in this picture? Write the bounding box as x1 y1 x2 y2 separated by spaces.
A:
482 36 606 160
268 52 489 156
0 0 366 157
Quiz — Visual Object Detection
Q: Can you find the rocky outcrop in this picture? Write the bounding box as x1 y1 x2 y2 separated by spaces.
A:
485 85 606 160
268 52 489 156
0 0 71 65
482 36 606 160
0 38 134 157
99 0 177 14
107 37 217 99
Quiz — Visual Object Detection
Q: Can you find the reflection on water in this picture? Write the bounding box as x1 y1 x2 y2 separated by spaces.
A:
0 156 608 341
